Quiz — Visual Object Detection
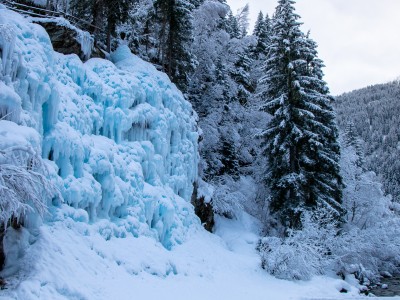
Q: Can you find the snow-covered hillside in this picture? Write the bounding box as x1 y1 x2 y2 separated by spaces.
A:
0 6 384 300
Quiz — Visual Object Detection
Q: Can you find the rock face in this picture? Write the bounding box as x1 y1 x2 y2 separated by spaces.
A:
3 0 102 60
36 20 81 57
34 19 104 61
194 198 214 232
191 182 215 232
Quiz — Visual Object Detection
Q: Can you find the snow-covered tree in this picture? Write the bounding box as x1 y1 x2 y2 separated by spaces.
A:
185 0 268 221
0 146 58 226
69 0 130 51
225 11 241 39
153 0 196 92
343 121 365 170
252 12 270 58
258 207 337 280
0 144 59 269
258 0 343 230
331 141 400 282
235 4 249 37
230 46 253 106
253 11 264 37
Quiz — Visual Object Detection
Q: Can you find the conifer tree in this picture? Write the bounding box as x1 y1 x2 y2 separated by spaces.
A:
259 0 343 229
69 0 130 51
344 121 365 169
154 0 196 93
253 11 264 36
105 0 130 51
252 11 269 58
230 47 253 106
265 14 272 34
226 12 241 39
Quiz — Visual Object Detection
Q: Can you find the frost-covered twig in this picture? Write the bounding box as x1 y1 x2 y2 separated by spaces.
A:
0 112 13 121
0 146 60 226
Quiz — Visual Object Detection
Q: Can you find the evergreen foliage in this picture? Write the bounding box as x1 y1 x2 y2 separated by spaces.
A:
252 12 270 58
225 11 241 39
153 0 196 92
258 0 343 229
69 0 130 51
343 122 365 169
253 11 264 37
230 46 253 106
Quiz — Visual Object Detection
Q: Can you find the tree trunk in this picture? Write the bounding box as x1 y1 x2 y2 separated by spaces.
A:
0 225 5 271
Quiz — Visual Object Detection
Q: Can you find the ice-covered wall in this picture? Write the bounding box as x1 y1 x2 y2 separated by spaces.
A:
0 7 199 248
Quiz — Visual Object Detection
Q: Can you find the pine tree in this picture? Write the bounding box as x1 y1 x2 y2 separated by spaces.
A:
226 12 241 39
219 105 240 178
154 0 196 93
230 47 253 106
104 0 130 51
252 11 269 58
253 11 264 37
301 33 343 218
265 14 272 36
344 121 365 169
259 0 343 229
69 0 130 51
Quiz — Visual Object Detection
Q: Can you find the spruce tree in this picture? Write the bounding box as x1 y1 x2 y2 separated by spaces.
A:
226 12 241 39
69 0 130 51
230 47 253 106
252 11 269 58
154 0 196 93
105 0 130 51
253 11 264 37
344 121 365 169
259 0 343 229
265 14 272 36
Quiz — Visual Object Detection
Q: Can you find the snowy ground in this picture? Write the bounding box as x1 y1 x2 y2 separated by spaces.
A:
0 212 390 300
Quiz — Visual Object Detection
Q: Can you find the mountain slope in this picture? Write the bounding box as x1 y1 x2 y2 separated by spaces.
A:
335 81 400 201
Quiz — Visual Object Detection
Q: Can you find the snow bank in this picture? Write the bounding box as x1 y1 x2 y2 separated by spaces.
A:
0 6 198 251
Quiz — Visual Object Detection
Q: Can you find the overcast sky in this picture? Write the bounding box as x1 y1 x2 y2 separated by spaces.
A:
227 0 400 95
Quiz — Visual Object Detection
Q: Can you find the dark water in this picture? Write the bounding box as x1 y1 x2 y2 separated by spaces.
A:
369 277 400 297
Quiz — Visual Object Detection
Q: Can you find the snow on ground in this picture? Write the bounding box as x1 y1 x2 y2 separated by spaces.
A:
0 211 375 300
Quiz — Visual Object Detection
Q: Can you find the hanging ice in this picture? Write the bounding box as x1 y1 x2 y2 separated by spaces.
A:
0 6 199 248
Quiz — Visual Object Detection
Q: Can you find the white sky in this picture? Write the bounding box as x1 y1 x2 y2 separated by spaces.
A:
227 0 400 95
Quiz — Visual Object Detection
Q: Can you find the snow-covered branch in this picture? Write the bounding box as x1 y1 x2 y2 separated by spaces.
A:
0 146 59 226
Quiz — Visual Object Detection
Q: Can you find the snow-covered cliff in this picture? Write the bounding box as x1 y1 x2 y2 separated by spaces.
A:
0 6 199 249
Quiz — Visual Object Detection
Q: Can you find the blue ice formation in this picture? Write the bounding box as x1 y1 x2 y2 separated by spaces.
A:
0 7 199 248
